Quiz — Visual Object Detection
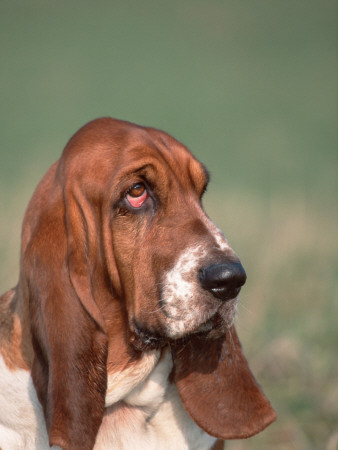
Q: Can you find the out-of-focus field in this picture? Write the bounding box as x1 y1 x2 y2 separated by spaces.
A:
0 1 337 449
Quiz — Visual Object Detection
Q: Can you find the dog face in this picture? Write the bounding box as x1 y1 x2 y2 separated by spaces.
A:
78 121 247 346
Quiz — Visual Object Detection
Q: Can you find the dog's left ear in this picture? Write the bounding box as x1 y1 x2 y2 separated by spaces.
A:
22 160 109 450
172 326 276 439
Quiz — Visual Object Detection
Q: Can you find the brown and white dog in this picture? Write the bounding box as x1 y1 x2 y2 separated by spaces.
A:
0 118 276 450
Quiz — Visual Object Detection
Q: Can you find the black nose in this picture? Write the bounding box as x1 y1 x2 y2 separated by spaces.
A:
198 261 247 301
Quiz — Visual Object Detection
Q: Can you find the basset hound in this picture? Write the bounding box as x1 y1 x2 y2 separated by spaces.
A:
0 118 276 450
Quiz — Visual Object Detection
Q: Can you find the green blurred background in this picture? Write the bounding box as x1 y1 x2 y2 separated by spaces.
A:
0 1 337 448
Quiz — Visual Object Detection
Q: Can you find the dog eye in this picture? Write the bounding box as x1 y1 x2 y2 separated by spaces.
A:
126 183 148 208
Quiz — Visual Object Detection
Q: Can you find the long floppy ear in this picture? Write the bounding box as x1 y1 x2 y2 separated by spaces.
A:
171 326 276 440
23 166 108 450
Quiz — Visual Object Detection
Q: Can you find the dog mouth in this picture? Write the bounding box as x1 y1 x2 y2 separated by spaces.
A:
194 312 223 333
130 324 167 352
193 311 231 339
130 309 231 351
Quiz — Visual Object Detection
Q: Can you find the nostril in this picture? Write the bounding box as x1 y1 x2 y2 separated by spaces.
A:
199 261 246 301
199 262 247 289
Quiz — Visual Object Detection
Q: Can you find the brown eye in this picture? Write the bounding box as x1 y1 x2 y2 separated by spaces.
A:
128 183 146 197
126 183 148 208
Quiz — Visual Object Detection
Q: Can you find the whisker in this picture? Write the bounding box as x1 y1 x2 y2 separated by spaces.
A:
237 301 253 315
142 304 167 315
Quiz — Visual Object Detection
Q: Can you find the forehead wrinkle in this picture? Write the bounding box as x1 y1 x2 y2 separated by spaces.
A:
145 129 191 171
169 152 208 197
149 137 206 196
152 130 209 196
118 125 196 186
107 152 172 203
112 128 206 199
187 157 209 195
124 141 191 197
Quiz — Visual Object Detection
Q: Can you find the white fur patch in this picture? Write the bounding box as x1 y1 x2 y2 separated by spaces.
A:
201 214 231 252
149 383 217 450
163 246 206 319
160 211 237 338
96 351 217 450
161 245 210 338
0 354 60 450
125 349 172 413
105 350 160 406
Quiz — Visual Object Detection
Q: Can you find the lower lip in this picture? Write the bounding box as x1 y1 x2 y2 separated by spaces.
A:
195 313 223 334
196 321 213 333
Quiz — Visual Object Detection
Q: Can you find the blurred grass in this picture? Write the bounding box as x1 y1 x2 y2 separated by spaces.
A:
0 1 337 449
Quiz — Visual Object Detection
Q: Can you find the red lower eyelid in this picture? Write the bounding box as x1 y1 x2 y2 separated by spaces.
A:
127 190 148 208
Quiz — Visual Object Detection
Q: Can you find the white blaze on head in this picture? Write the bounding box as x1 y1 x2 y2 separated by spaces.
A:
160 210 239 338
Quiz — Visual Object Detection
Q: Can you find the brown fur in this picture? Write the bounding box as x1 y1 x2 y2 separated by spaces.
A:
0 118 276 449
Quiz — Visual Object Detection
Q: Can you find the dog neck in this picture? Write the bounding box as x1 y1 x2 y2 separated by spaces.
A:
0 286 33 371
